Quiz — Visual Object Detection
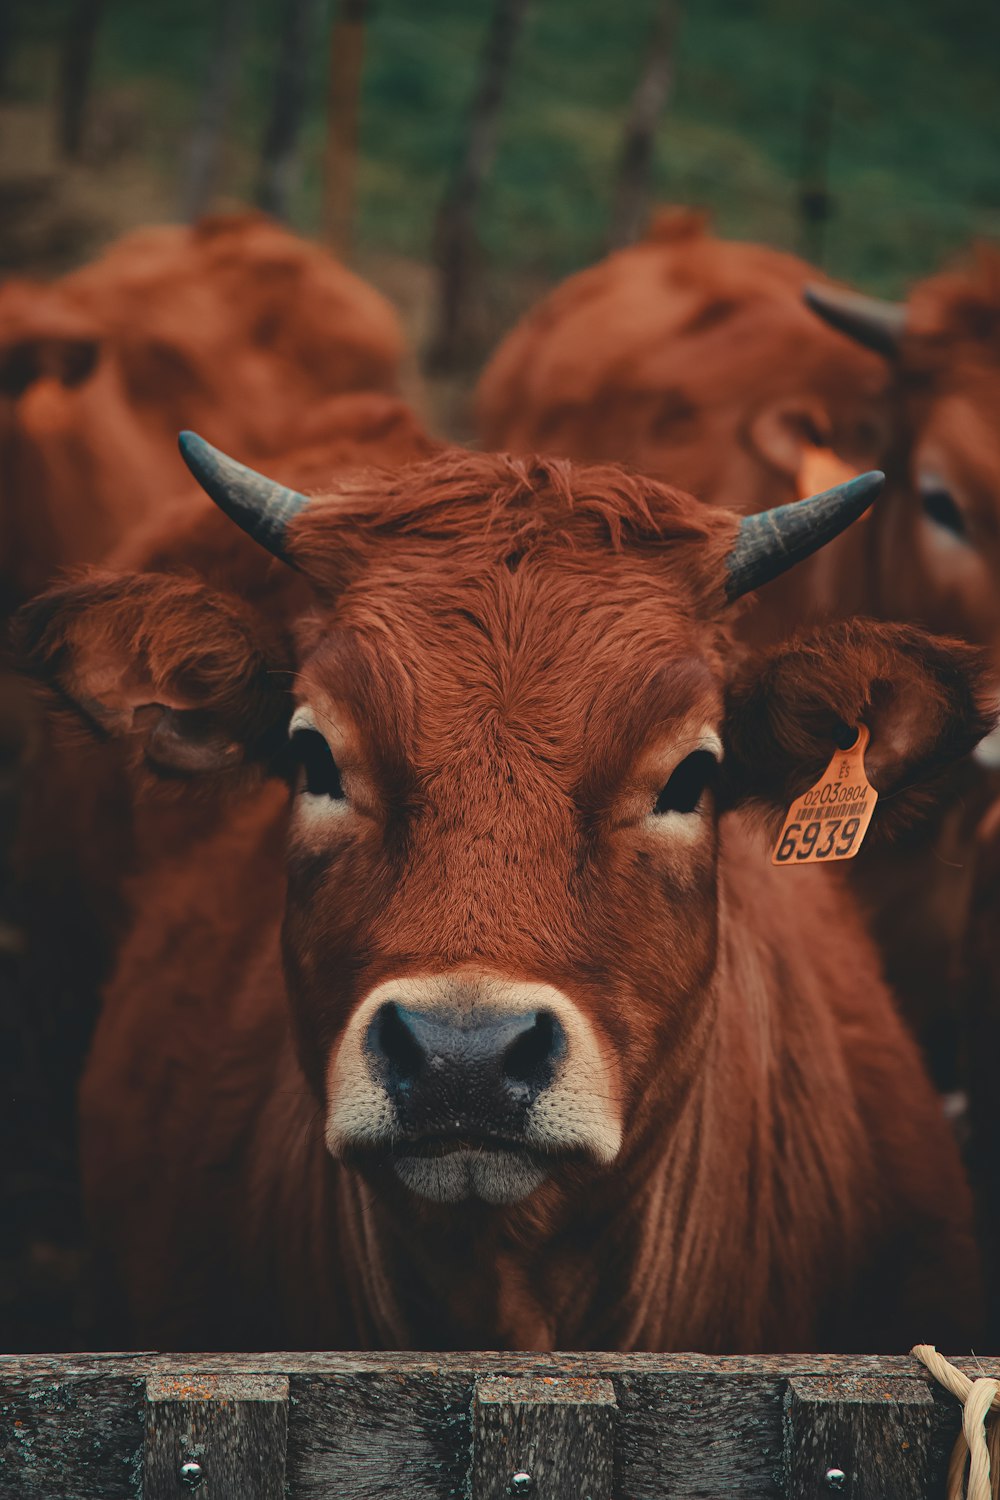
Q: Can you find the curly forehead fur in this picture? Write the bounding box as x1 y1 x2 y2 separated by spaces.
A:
282 452 740 804
288 448 737 604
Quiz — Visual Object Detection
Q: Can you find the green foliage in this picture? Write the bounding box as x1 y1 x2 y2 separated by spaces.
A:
22 0 1000 293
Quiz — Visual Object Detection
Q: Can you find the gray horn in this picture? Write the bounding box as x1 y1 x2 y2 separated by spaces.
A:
178 431 309 562
804 283 906 359
726 471 884 602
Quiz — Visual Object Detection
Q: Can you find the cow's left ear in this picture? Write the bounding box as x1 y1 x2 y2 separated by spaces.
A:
13 570 292 776
723 620 996 840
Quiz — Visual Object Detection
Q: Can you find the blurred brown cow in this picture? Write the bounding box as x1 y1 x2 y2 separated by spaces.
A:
807 248 1000 702
805 253 1000 1079
476 208 889 641
0 211 406 605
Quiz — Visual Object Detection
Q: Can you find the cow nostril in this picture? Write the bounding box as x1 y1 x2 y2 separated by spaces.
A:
371 1002 424 1088
502 1010 564 1096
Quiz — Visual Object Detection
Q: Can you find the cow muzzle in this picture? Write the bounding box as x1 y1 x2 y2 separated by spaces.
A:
324 974 623 1204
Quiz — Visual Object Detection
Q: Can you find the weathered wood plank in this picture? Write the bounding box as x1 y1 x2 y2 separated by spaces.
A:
471 1375 616 1500
0 1373 144 1499
614 1371 785 1498
143 1373 288 1500
287 1373 472 1499
2 1350 994 1381
784 1375 937 1500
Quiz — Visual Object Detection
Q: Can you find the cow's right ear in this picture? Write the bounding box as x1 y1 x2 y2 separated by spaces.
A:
12 571 291 775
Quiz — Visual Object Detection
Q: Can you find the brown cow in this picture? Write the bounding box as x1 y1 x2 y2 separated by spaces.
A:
15 440 990 1353
806 248 1000 694
0 212 406 603
476 209 888 641
804 254 1000 1080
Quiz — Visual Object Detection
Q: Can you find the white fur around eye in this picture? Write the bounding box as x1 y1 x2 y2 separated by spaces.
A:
288 706 352 820
645 731 722 834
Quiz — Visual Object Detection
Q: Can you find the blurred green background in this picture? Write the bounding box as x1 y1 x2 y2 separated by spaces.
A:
4 0 1000 295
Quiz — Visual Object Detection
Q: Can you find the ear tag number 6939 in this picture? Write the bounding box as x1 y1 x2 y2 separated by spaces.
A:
771 724 878 866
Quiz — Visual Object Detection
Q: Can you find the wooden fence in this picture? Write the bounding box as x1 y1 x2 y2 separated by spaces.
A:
0 1349 989 1498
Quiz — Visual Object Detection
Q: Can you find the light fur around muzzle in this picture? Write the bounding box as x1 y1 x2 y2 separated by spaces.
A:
324 972 623 1203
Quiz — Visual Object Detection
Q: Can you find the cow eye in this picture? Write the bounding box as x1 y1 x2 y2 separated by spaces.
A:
290 728 345 800
654 750 718 815
920 477 968 541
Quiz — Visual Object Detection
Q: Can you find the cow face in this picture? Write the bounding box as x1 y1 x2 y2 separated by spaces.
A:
280 553 726 1204
870 388 1000 686
806 269 1000 728
18 451 993 1207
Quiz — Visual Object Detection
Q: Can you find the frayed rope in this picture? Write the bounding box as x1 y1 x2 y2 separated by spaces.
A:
913 1345 1000 1500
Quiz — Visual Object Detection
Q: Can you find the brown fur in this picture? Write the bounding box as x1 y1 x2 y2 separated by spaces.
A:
475 210 888 643
0 212 406 601
16 450 989 1352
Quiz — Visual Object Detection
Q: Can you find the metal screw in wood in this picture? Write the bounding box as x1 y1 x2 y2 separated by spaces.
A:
178 1458 204 1490
509 1473 534 1495
824 1469 846 1492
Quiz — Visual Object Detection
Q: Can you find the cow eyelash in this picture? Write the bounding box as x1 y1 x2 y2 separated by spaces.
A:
653 750 718 816
290 727 345 800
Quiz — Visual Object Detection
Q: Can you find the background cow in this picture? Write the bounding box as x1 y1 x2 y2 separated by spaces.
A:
475 208 889 645
806 248 1000 698
14 440 991 1352
803 253 1000 1081
0 211 407 605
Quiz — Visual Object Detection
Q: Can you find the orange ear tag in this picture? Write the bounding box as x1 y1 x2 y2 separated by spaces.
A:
796 446 871 523
771 724 878 866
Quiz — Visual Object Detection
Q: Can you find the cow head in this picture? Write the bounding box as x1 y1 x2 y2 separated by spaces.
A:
17 442 993 1207
807 260 1000 744
476 219 890 528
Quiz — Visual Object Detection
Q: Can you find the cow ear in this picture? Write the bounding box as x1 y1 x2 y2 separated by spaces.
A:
747 396 832 481
12 570 291 776
723 620 996 841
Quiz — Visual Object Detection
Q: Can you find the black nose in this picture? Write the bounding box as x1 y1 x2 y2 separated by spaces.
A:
365 1002 566 1140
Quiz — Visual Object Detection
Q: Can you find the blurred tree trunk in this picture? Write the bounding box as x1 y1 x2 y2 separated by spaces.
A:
180 0 247 223
0 1 17 98
426 0 530 373
797 80 833 267
323 0 368 255
55 0 104 160
608 0 679 250
255 0 321 221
